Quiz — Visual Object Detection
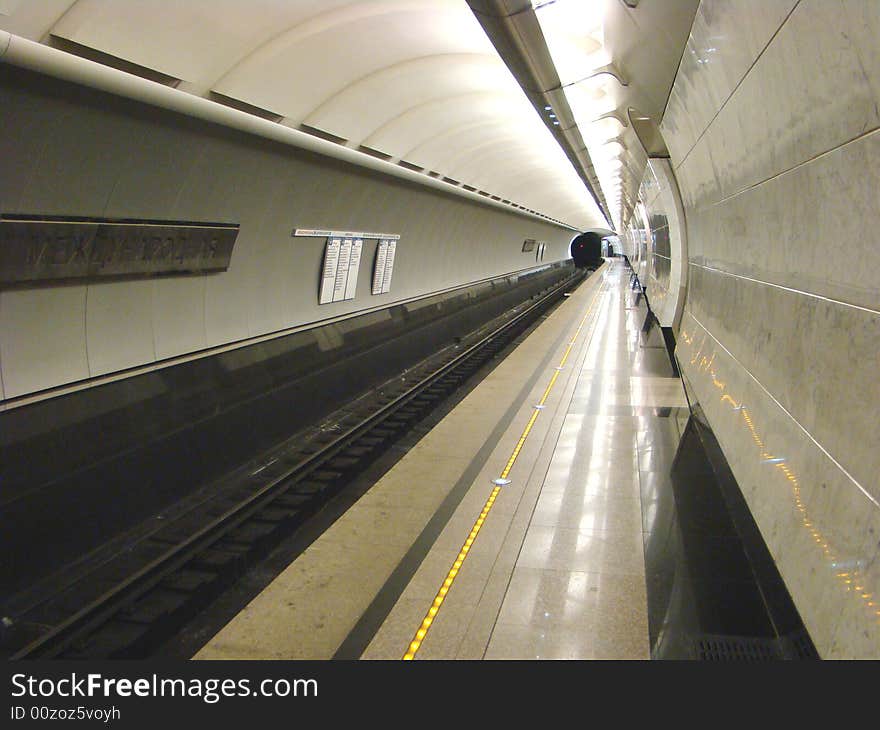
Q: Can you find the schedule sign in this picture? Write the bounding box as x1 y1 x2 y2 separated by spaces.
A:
297 229 396 304
372 238 397 295
319 237 342 304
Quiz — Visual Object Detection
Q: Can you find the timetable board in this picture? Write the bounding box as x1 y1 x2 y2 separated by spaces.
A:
318 237 341 304
298 229 397 304
344 237 363 300
319 236 363 304
371 238 397 295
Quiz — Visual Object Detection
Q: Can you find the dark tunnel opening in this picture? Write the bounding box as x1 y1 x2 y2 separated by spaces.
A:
569 231 604 269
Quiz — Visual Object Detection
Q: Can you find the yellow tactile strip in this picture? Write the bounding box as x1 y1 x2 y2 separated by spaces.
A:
402 280 606 659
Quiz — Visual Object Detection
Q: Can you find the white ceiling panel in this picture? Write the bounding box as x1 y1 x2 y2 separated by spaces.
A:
1 0 611 229
305 52 514 146
49 0 354 89
213 1 496 122
0 0 75 40
363 90 532 157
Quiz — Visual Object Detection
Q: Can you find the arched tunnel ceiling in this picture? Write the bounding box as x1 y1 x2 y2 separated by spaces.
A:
523 0 700 231
0 0 624 231
1 1 699 233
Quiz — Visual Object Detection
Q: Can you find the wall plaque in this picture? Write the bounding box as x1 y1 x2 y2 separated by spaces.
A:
0 215 239 285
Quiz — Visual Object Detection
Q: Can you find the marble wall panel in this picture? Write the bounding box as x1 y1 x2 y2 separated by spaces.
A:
86 279 157 378
686 264 879 497
686 129 879 310
663 1 880 656
661 83 700 166
672 133 720 212
703 0 880 206
661 0 798 164
639 165 662 211
676 311 880 657
0 285 89 398
840 0 880 106
152 276 207 362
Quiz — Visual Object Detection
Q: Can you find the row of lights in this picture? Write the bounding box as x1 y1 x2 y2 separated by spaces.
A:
532 0 631 229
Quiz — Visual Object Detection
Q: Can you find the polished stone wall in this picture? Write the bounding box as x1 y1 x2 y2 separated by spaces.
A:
661 0 880 657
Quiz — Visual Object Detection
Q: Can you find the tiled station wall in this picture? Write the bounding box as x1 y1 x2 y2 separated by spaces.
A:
660 0 879 657
0 66 576 401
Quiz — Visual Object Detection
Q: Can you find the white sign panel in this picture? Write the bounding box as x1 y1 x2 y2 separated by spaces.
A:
295 228 400 240
381 239 396 294
372 239 389 295
318 236 363 304
332 238 352 302
319 237 341 304
344 237 362 300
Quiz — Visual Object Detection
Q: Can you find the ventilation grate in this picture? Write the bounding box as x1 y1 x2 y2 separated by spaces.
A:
694 635 782 661
779 629 821 659
48 35 181 87
397 160 423 172
357 145 393 161
208 92 284 123
298 124 348 145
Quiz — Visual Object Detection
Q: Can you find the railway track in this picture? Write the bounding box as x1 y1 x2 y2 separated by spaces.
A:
5 269 586 659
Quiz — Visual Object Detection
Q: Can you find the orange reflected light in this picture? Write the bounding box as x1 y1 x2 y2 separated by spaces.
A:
679 326 877 626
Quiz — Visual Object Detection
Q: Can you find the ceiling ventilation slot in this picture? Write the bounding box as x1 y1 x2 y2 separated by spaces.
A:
478 190 491 197
427 171 442 178
47 35 181 87
397 160 423 172
208 92 284 122
441 177 461 186
490 195 502 201
357 145 393 161
298 124 348 146
462 185 478 192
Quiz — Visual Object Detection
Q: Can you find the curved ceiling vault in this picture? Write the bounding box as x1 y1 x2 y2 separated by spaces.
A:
0 0 609 230
525 0 700 230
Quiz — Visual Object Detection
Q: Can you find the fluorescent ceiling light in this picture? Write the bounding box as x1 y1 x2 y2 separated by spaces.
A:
534 0 627 216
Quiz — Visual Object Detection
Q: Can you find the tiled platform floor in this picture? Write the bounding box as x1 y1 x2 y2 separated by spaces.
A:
196 260 690 660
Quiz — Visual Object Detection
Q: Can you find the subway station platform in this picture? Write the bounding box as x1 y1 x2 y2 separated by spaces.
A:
195 259 690 660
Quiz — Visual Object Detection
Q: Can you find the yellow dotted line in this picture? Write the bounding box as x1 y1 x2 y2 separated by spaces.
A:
402 279 605 659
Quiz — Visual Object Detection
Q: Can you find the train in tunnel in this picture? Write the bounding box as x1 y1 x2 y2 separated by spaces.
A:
570 231 604 270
